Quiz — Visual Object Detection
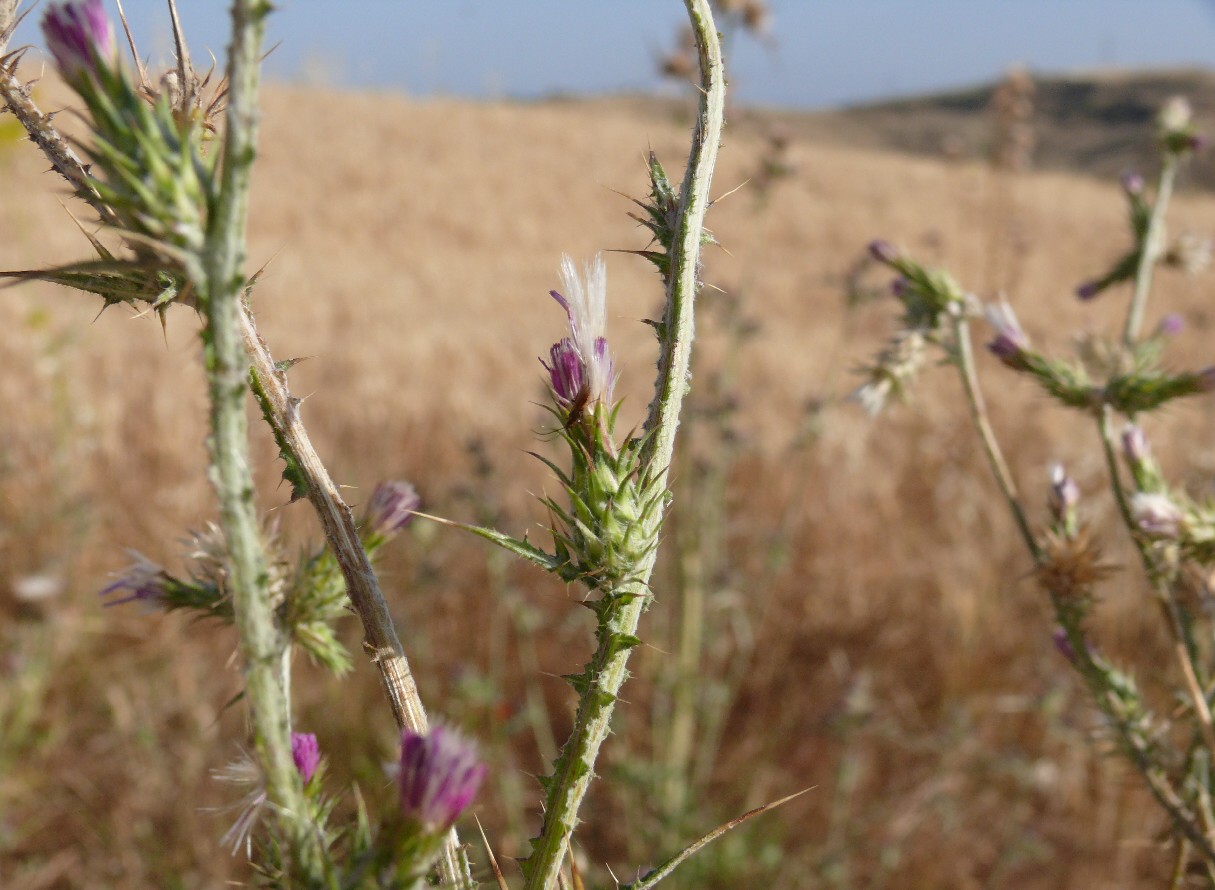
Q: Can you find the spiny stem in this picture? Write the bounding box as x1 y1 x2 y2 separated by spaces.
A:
1123 154 1177 346
1 28 468 884
202 0 325 878
242 308 471 887
521 2 725 888
952 313 1041 562
1096 408 1215 769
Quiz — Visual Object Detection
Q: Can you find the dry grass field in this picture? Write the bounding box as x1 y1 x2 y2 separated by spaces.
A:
2 76 1215 888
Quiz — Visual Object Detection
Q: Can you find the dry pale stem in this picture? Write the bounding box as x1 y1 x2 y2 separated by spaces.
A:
241 310 427 732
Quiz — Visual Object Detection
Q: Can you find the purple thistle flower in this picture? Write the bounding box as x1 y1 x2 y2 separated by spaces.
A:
541 254 615 413
868 239 899 265
1156 313 1185 337
1052 627 1077 665
546 338 585 404
398 724 487 832
1131 492 1184 538
99 551 167 607
1120 171 1144 197
1075 281 1101 301
984 299 1030 365
364 480 421 537
1159 96 1205 155
41 0 117 86
1048 463 1079 522
1121 424 1150 466
291 733 320 783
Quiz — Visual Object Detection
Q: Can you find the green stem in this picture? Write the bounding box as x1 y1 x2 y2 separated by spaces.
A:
202 0 325 879
520 3 724 887
1123 154 1177 347
1060 602 1215 864
2 25 468 885
952 313 1041 562
662 486 706 824
951 317 1214 857
1097 408 1215 767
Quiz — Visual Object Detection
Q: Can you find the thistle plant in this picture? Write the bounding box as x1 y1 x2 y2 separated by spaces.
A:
446 2 731 885
4 0 479 884
0 0 809 885
859 94 1215 874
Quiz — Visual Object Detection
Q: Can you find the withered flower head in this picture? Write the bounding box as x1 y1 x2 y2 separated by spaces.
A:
1035 525 1114 601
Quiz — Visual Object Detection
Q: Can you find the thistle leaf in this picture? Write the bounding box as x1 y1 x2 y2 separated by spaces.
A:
619 789 812 890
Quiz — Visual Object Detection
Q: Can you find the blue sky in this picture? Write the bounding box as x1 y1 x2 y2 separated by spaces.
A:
67 1 1215 108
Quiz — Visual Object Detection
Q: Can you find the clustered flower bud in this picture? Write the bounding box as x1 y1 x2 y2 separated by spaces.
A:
984 299 1030 366
1052 627 1078 665
39 0 216 292
291 732 320 783
364 480 421 538
99 552 168 607
1156 313 1185 337
398 725 486 833
1159 96 1206 155
1048 463 1079 526
1075 280 1105 301
867 239 899 265
1121 424 1150 467
41 0 116 87
1131 491 1184 539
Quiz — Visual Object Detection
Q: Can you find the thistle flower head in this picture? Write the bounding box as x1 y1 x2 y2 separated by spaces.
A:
1122 424 1150 466
1156 313 1185 337
41 0 117 86
364 480 421 538
1048 463 1079 524
1159 95 1204 154
398 724 486 833
867 239 899 265
99 551 167 608
542 254 615 414
984 299 1030 365
852 329 927 417
1120 170 1145 197
1037 526 1112 601
1052 627 1080 664
291 733 320 783
1131 491 1184 538
1075 280 1101 301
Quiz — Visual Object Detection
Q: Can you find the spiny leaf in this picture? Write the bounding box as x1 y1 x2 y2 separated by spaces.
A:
413 511 569 576
619 788 813 890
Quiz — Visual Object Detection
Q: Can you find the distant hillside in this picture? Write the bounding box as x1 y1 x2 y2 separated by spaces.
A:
752 68 1215 190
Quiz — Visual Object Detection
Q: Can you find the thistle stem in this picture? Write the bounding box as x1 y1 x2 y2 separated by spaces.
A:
520 2 724 887
242 309 472 888
1096 408 1215 768
952 313 1041 562
202 0 325 878
2 26 469 885
1123 154 1177 347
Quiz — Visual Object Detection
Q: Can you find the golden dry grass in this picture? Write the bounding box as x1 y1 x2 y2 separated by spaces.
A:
2 81 1215 888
